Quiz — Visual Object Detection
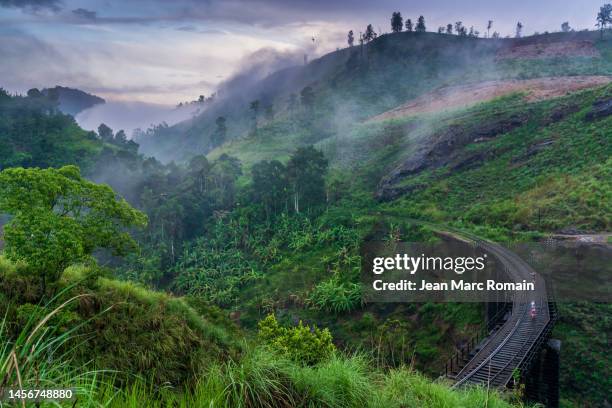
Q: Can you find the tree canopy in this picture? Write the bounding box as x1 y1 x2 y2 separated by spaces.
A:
0 165 147 287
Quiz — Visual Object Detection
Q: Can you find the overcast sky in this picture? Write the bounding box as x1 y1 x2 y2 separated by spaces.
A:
0 0 606 104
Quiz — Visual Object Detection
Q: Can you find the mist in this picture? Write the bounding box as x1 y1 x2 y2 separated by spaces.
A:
75 100 202 137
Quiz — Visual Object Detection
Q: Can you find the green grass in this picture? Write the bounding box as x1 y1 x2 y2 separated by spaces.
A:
0 288 106 407
97 347 522 408
0 258 243 387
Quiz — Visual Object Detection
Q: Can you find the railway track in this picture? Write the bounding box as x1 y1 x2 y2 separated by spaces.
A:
449 238 552 388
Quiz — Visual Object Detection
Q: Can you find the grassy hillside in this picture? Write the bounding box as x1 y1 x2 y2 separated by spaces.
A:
0 257 242 386
201 80 611 406
141 30 612 165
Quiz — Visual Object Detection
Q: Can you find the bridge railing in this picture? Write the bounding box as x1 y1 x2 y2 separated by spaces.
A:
516 284 558 381
444 301 512 378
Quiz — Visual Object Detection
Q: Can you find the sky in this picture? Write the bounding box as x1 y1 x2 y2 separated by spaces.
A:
0 0 606 105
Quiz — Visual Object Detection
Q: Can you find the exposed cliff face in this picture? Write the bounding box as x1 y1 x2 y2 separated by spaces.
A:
41 86 105 116
585 97 612 121
376 113 529 201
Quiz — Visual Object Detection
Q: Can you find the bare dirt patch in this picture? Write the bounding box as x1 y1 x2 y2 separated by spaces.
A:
496 40 600 60
369 76 612 122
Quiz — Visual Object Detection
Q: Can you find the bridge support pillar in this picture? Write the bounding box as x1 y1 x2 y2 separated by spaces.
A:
525 339 560 408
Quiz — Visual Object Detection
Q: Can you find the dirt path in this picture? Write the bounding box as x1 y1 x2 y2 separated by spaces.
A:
497 40 600 60
368 76 612 122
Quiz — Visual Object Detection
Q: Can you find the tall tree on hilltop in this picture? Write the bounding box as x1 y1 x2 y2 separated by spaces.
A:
391 12 403 33
597 4 612 38
405 18 413 32
446 23 453 34
487 20 493 38
561 22 571 32
515 21 523 38
364 24 377 42
98 123 113 142
455 21 466 36
347 30 354 47
415 16 426 32
115 129 127 144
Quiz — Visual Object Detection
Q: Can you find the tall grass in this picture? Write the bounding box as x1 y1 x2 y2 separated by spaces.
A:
97 348 521 408
0 289 108 407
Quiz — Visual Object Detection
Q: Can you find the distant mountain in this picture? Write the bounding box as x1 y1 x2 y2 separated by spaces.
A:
41 86 105 116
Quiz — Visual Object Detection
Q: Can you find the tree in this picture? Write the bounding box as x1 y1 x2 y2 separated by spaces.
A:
0 165 147 292
446 24 453 34
487 20 493 38
97 123 113 142
27 88 42 98
251 160 289 218
405 19 413 32
415 16 426 32
212 116 227 147
115 129 127 144
492 31 501 39
437 26 444 34
249 100 260 131
286 146 328 213
364 24 377 42
561 22 571 32
186 155 211 194
300 86 315 112
391 12 403 33
210 154 242 208
597 4 612 38
515 21 523 38
347 30 354 47
455 21 466 36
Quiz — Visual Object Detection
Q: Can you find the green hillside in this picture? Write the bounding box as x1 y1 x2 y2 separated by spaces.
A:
140 30 612 165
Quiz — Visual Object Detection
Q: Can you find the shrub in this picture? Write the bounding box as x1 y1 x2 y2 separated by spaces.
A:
307 278 362 313
258 314 335 366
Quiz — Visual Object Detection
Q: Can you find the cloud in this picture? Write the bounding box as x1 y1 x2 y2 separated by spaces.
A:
176 25 197 32
0 28 96 93
72 7 97 20
0 0 62 11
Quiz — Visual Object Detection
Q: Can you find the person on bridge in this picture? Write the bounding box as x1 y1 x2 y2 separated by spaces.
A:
530 301 537 319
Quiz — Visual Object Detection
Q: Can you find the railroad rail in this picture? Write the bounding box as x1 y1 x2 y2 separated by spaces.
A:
447 237 554 388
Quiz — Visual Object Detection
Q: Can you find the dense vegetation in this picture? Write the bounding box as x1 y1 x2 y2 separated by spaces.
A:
1 28 610 407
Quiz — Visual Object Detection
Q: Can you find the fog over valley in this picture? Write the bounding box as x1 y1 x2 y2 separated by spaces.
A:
75 99 202 137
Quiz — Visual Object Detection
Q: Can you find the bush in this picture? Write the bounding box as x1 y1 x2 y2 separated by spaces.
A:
258 314 335 366
307 278 362 313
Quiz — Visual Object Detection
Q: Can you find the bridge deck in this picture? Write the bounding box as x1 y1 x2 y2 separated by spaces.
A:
451 240 550 388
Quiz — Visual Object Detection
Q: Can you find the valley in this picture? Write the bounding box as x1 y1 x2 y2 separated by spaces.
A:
0 4 611 407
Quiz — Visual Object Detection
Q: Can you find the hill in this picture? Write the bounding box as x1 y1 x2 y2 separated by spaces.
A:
41 86 105 116
137 30 612 165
